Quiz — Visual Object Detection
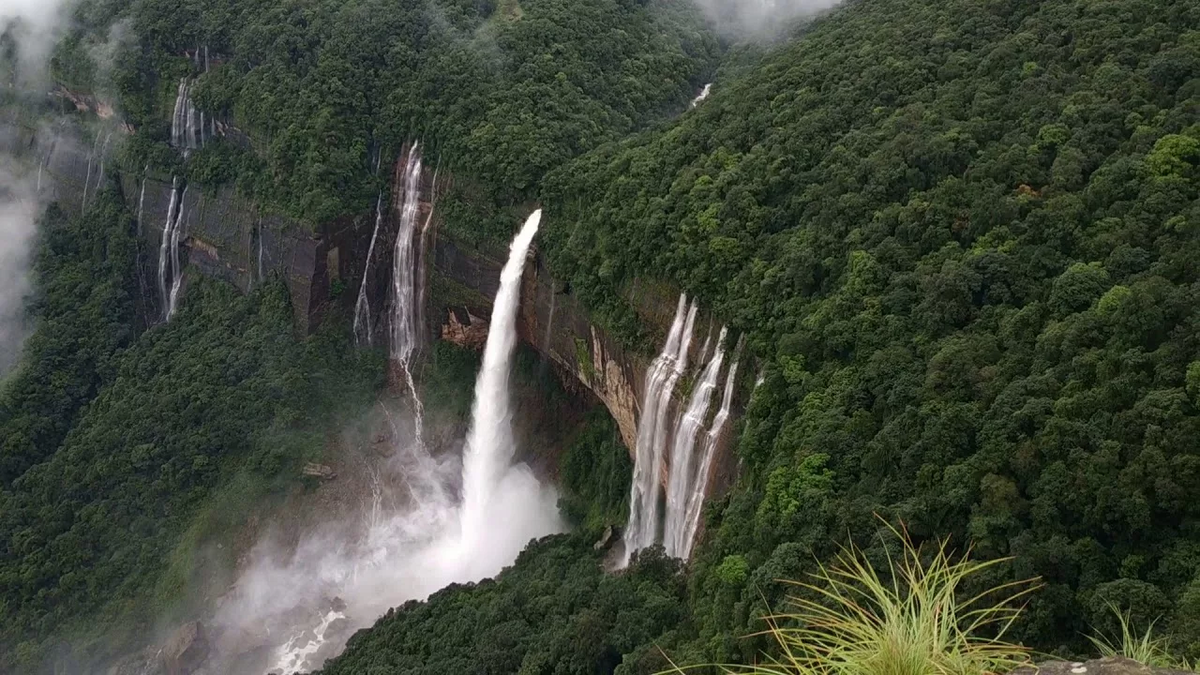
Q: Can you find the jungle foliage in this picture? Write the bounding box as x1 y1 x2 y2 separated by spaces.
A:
540 0 1200 662
55 0 719 225
0 193 385 671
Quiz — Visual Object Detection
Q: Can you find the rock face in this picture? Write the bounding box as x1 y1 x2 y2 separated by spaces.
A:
161 621 210 675
1015 657 1193 675
2 110 742 509
431 234 646 450
0 112 379 334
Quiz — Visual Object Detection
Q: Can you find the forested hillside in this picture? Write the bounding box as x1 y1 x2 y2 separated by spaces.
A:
0 192 385 670
3 0 1198 670
541 0 1200 661
59 0 718 225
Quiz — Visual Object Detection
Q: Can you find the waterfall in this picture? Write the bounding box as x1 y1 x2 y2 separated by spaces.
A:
257 219 265 284
459 210 545 556
157 177 181 321
663 327 727 557
136 168 147 233
622 294 698 565
229 211 559 675
81 128 101 213
390 143 428 446
691 83 712 107
172 78 201 151
677 338 740 560
166 186 189 321
352 192 385 346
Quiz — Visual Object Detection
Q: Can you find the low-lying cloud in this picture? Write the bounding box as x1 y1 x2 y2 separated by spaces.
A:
693 0 843 39
0 167 38 375
1 0 75 82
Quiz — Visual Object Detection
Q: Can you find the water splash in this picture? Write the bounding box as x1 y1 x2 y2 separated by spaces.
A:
222 212 559 674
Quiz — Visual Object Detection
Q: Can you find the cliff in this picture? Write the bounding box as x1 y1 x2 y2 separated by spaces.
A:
1 111 743 506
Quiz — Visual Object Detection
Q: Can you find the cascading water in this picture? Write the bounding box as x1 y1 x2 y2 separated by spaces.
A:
677 343 741 560
663 327 727 558
459 210 552 556
390 143 429 445
156 177 181 322
229 210 558 675
166 186 189 321
622 294 698 565
691 83 712 107
352 193 385 346
171 78 202 151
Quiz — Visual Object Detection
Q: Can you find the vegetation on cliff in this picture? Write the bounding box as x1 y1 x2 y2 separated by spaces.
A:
0 193 385 670
57 0 719 225
539 0 1200 663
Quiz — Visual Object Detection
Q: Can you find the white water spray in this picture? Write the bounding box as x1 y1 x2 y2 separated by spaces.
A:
691 83 712 107
663 327 727 557
220 211 559 675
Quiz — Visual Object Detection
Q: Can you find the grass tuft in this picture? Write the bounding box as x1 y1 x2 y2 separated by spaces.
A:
672 521 1038 675
1087 603 1193 671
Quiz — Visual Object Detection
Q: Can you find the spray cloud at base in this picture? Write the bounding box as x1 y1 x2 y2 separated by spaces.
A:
210 210 561 674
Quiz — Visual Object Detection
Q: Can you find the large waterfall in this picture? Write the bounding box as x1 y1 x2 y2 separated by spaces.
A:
217 209 559 675
458 211 560 564
663 327 727 557
622 293 740 565
623 295 698 564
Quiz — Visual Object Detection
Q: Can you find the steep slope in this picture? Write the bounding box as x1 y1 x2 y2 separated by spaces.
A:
541 0 1200 659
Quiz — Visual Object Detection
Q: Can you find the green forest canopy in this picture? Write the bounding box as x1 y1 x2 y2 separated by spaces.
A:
56 0 719 225
540 0 1200 662
2 0 1198 670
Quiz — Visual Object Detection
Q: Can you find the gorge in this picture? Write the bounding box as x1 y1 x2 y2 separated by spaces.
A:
2 0 1198 672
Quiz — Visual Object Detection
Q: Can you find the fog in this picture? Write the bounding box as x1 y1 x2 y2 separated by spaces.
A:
693 0 843 39
0 166 37 375
0 0 75 83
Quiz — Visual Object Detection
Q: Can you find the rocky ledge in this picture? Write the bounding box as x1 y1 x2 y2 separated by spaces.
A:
1015 657 1194 675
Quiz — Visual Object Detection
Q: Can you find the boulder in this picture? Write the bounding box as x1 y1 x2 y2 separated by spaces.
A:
302 462 336 480
161 621 210 675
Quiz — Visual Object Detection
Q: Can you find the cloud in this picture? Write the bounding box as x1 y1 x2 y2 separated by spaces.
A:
693 0 843 40
0 0 75 82
0 166 38 375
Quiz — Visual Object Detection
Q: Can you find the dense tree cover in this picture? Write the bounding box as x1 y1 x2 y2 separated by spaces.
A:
316 536 687 675
539 0 1200 662
0 194 138 483
60 0 719 225
0 216 385 670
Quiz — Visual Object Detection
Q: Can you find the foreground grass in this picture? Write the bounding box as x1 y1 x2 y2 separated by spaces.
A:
1088 604 1194 672
676 524 1038 675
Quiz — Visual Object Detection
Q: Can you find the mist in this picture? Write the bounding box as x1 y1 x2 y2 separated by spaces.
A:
693 0 843 39
0 165 38 376
1 0 75 83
